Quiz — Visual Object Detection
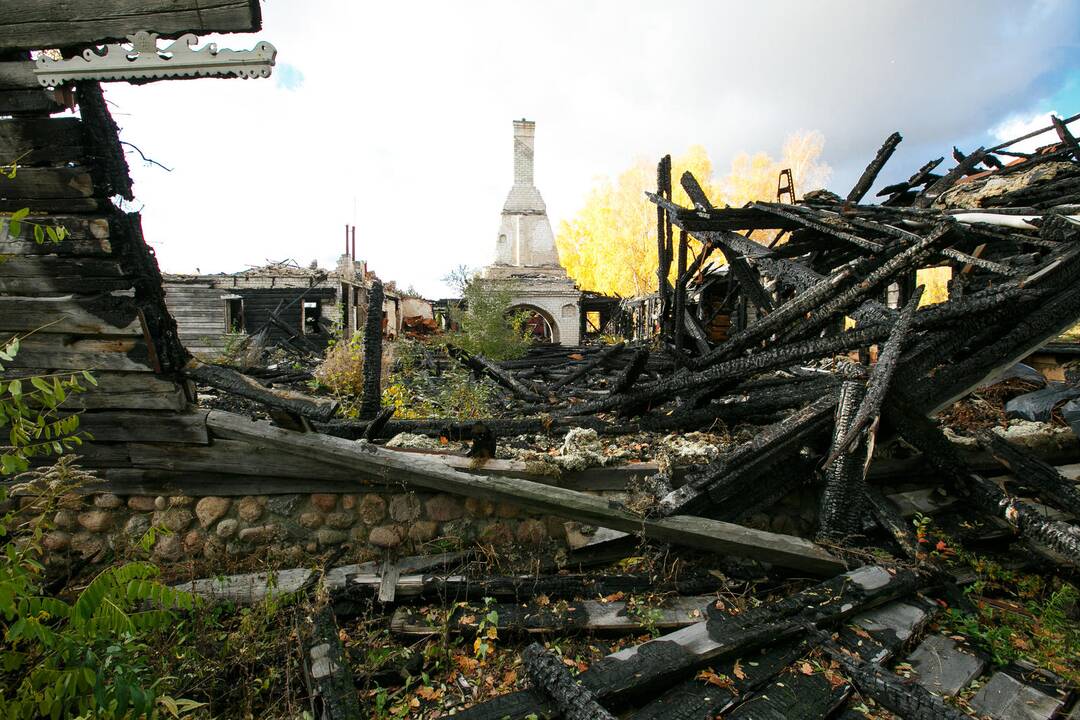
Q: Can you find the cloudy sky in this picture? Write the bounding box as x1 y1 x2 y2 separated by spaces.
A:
101 0 1080 297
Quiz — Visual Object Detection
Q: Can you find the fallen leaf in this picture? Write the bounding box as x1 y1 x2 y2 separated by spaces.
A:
733 660 746 680
799 662 814 676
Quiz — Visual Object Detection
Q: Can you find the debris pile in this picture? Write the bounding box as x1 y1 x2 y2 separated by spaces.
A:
182 115 1080 718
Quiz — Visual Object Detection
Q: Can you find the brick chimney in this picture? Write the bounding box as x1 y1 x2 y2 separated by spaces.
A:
513 119 535 186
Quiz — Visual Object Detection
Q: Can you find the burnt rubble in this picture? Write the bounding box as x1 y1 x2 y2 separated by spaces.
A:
176 117 1080 718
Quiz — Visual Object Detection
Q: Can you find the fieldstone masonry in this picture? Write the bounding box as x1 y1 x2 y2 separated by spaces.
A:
25 489 571 566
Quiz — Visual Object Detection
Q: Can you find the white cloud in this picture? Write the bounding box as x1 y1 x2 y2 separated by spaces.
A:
991 111 1060 155
97 0 1080 297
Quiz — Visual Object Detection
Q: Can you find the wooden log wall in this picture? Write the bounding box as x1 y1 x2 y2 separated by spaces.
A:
0 81 206 470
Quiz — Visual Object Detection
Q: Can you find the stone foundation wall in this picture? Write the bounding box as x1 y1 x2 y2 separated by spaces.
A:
32 489 569 566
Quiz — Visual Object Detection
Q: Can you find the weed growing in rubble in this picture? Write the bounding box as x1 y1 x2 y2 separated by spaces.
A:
442 266 532 361
313 333 367 416
382 339 495 419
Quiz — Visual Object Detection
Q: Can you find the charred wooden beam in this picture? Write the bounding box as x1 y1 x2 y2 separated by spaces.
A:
361 407 394 442
914 149 986 207
752 203 885 252
778 224 950 343
185 358 338 422
608 348 650 395
974 429 1080 518
359 280 384 419
449 345 543 402
674 229 688 354
847 131 902 203
523 643 618 720
303 604 362 720
712 234 775 313
656 154 674 336
827 286 924 463
866 488 920 560
454 566 919 720
571 325 882 417
888 399 1080 566
658 393 838 517
818 380 869 540
1051 114 1080 161
810 628 968 720
549 342 625 390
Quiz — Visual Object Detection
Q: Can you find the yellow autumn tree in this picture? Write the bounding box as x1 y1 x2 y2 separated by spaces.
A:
556 132 831 296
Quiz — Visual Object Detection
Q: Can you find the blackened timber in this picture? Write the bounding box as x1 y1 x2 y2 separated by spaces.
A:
693 265 858 367
359 280 384 419
812 631 968 720
828 286 924 463
362 407 394 442
1052 115 1080 160
778 224 950 343
186 359 338 422
914 149 986 207
712 234 775 313
752 203 885 252
866 489 920 560
75 82 132 201
567 325 882 416
449 346 542 402
549 342 624 390
208 410 845 574
657 393 838 517
888 399 1080 565
608 348 649 395
674 229 688 353
818 381 869 540
628 643 806 720
974 430 1080 518
303 604 362 720
523 643 617 720
847 131 902 203
454 566 917 720
657 155 674 336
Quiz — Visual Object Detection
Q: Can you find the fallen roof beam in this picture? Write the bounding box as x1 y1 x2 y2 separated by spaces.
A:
847 131 903 203
206 410 845 575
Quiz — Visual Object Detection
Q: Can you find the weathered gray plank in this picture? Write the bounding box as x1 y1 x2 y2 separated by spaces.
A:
0 0 262 52
207 411 845 575
4 334 154 372
0 274 131 293
0 215 111 255
0 115 83 166
0 295 142 334
126 438 357 478
78 409 209 444
0 166 93 199
0 88 65 116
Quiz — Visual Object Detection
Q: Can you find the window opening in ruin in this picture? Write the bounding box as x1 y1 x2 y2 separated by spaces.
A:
224 297 244 332
302 300 322 335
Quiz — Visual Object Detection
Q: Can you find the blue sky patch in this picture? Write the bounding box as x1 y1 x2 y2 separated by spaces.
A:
275 63 305 91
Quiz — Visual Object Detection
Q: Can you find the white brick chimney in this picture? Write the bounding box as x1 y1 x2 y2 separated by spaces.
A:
482 118 581 345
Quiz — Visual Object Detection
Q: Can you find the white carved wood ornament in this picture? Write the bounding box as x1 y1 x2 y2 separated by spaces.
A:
34 31 276 86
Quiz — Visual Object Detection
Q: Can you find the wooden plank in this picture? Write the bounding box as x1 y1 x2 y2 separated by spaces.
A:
0 274 131 294
391 595 715 637
0 61 39 90
0 115 83 164
0 1 262 52
207 411 845 575
455 566 917 720
0 166 93 199
185 358 338 422
0 295 142 334
4 334 154 372
0 88 65 116
0 215 111 255
78 409 209 444
126 438 357 479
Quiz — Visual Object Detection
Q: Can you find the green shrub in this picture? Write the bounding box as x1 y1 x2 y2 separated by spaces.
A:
443 268 531 361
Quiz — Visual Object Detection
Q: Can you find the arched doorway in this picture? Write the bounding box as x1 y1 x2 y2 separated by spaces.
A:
510 304 558 344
